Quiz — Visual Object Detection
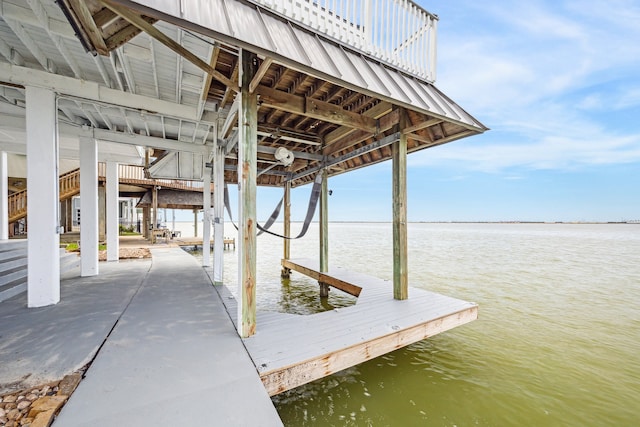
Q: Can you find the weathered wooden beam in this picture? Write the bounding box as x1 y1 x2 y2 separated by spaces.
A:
99 0 238 91
322 108 399 156
201 45 220 102
401 117 443 135
281 181 291 279
260 305 478 396
256 85 377 133
281 259 362 297
237 49 258 338
324 101 393 146
249 57 273 94
319 169 329 297
393 109 408 300
64 0 109 55
221 96 239 138
104 18 152 51
407 130 477 150
220 62 239 108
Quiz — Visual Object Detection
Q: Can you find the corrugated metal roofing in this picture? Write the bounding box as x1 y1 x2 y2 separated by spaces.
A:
131 0 486 131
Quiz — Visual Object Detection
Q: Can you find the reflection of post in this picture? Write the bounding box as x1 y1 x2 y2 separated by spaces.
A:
319 169 329 298
281 180 291 279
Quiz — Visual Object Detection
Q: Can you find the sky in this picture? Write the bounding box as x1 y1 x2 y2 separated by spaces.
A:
234 0 640 223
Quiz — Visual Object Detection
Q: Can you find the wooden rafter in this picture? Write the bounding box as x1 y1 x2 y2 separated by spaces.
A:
99 0 238 92
249 57 273 94
62 0 109 55
201 45 221 102
256 85 378 133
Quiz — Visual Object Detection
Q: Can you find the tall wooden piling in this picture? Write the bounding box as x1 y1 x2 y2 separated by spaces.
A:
319 169 329 298
281 180 291 279
237 49 258 337
393 110 408 300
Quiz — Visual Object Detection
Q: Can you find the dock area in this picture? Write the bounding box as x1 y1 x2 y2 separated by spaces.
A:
216 258 478 396
0 248 282 426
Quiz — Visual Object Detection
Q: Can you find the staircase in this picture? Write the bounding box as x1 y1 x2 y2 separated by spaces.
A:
0 240 27 301
9 168 81 223
0 240 80 302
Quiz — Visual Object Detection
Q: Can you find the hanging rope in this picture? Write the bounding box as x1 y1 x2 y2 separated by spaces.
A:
223 173 323 240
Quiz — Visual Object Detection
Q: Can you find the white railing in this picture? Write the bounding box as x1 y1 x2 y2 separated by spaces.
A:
254 0 437 81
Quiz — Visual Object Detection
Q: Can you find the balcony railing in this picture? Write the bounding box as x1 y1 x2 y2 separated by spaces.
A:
254 0 437 81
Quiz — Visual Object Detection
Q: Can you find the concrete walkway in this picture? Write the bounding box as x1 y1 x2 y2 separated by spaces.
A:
0 259 151 393
53 248 282 426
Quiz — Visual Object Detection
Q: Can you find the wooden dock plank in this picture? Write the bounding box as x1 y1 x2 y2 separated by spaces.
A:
237 258 478 396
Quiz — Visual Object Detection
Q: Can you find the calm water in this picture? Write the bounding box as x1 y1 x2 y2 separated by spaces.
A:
203 222 640 426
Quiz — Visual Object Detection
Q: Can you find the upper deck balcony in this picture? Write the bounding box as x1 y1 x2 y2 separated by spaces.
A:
252 0 437 81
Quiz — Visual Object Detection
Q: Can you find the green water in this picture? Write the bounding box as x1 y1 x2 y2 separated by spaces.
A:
209 223 640 426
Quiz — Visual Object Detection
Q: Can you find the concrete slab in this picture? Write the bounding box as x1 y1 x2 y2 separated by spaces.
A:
0 260 151 394
54 248 282 426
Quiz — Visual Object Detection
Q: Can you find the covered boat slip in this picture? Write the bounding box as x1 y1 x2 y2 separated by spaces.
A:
1 0 486 404
212 258 478 396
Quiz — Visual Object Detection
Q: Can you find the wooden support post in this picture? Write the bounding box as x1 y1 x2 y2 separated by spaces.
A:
237 49 258 338
281 180 291 279
319 168 329 298
393 110 409 300
142 206 150 239
193 208 198 237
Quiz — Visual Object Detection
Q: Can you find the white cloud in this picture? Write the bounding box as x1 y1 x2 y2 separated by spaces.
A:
420 0 640 172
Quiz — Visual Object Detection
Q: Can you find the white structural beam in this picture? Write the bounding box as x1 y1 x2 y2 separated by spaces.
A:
26 86 59 307
0 62 205 122
0 151 7 240
79 137 99 276
213 142 224 284
106 161 119 262
202 166 211 267
0 114 210 156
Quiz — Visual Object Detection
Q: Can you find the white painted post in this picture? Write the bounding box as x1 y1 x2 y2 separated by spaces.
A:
26 86 60 307
213 142 224 285
79 137 99 276
202 166 211 267
0 151 8 240
106 161 119 261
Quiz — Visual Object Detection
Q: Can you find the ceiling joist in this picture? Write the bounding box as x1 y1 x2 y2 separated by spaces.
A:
256 85 378 133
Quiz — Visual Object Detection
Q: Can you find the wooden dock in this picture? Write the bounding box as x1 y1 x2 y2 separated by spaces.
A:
173 237 235 250
214 258 477 396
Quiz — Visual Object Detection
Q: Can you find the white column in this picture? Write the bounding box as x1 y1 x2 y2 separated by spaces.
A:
0 151 8 240
106 161 119 261
80 138 99 276
202 166 211 267
213 143 224 284
26 86 60 307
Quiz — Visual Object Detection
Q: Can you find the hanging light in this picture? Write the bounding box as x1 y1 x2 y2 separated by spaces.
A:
274 147 294 167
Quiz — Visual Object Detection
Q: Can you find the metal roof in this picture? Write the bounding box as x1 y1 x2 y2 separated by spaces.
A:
0 0 487 187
